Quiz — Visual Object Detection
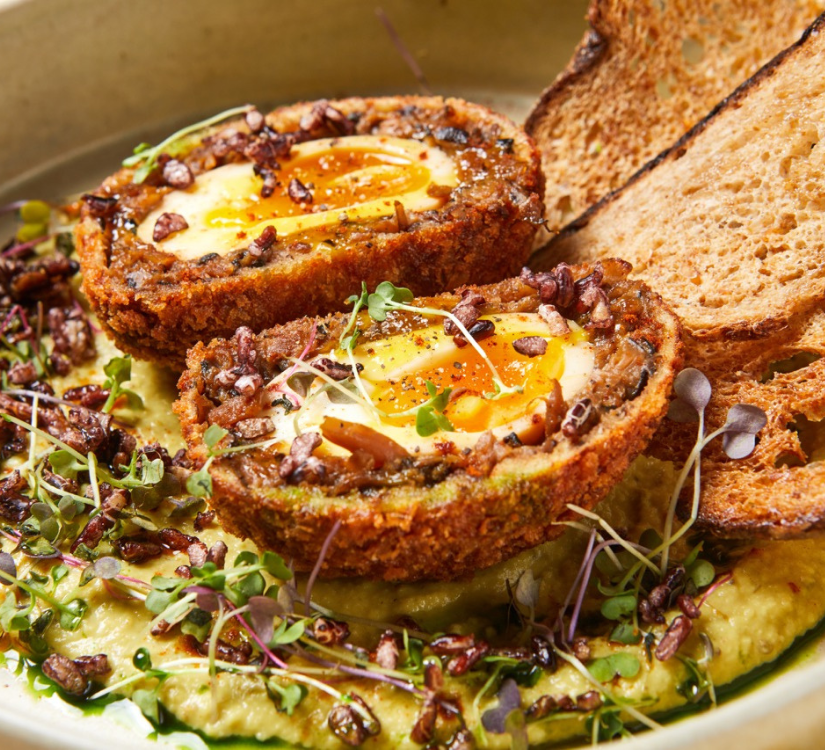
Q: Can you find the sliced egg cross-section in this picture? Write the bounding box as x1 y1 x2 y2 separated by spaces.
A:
137 135 458 260
266 313 594 456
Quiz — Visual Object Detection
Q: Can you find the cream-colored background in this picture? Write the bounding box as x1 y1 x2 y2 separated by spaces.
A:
1 1 825 748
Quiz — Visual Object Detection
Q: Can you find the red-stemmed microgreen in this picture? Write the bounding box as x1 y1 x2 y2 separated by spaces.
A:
122 105 254 183
660 368 766 574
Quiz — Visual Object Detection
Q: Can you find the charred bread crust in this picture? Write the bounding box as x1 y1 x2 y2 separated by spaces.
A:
533 13 825 540
174 260 683 581
525 0 822 234
75 96 544 368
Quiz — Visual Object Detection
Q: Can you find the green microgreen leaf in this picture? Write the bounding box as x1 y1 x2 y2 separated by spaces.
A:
122 104 253 183
600 593 637 621
131 687 162 724
51 564 69 585
687 559 715 589
367 281 414 321
609 622 642 645
180 608 213 642
589 653 641 682
145 589 175 615
266 680 307 716
261 551 292 580
58 599 88 631
0 595 31 632
48 450 87 480
203 424 229 451
190 562 225 590
186 466 213 499
101 356 143 413
133 647 153 671
414 381 454 437
268 618 305 647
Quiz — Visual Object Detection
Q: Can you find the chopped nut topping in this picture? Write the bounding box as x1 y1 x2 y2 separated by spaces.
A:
513 336 547 358
247 225 277 257
153 212 189 242
162 159 194 190
287 177 313 204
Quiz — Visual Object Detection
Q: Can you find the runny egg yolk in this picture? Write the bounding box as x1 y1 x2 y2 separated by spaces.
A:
137 135 458 261
207 149 432 227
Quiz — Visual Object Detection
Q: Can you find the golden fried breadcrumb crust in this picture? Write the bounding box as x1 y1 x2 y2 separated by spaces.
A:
76 96 544 368
174 260 682 581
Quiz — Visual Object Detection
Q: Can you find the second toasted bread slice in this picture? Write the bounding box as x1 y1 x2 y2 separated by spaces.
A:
533 14 825 538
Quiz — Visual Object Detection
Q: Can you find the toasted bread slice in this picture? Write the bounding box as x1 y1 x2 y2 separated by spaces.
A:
526 0 825 235
533 15 825 537
175 261 682 581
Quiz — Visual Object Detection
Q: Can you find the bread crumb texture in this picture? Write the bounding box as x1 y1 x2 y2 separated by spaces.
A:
533 13 825 538
527 0 825 234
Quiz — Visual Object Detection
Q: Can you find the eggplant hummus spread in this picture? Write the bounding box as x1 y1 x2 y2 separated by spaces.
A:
175 259 683 581
75 96 545 367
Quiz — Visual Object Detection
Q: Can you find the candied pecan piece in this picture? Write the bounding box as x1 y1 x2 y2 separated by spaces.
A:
411 697 438 744
81 194 117 219
248 225 277 258
153 212 189 242
328 695 380 746
7 360 37 385
63 384 109 410
513 336 547 358
287 177 313 204
162 159 194 190
71 487 128 552
311 358 362 381
194 510 215 531
115 537 163 563
279 431 323 478
453 319 495 348
158 527 197 551
73 654 111 678
655 615 693 661
313 617 350 646
372 631 400 670
42 653 87 696
561 398 600 441
188 540 208 568
538 304 570 336
0 470 31 522
48 306 96 364
234 417 274 439
446 640 490 676
677 594 702 619
206 540 228 569
430 633 476 655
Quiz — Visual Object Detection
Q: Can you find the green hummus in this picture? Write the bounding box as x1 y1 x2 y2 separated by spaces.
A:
6 338 825 750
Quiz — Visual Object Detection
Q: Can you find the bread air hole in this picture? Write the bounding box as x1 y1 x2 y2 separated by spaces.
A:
775 414 825 468
760 351 822 383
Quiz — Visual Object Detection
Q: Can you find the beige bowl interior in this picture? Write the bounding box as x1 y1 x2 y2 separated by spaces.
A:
3 1 825 749
0 0 588 199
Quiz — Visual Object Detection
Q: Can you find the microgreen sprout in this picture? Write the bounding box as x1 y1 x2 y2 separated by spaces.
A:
660 368 767 573
101 356 143 413
122 105 254 183
364 281 520 399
